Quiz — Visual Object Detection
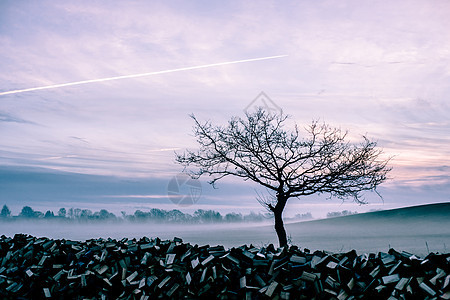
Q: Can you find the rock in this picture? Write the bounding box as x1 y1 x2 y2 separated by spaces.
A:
0 234 449 299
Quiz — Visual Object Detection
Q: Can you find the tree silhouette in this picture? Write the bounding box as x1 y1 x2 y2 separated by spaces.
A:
176 108 391 247
20 206 36 218
95 209 115 220
58 208 66 218
1 205 11 218
44 210 55 218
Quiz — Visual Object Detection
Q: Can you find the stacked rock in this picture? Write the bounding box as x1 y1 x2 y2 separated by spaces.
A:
0 234 449 299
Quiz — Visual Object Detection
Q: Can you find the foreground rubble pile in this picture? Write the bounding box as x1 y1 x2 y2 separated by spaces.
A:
0 234 449 299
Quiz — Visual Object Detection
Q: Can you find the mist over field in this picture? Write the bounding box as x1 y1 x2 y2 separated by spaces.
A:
2 203 449 257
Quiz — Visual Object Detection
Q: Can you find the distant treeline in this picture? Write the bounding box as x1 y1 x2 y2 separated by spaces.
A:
326 210 358 218
0 204 313 224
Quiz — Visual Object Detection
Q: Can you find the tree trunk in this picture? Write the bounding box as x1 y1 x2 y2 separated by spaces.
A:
273 195 288 248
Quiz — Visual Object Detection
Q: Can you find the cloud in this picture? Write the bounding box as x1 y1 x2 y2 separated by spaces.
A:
0 0 449 207
104 195 171 199
0 112 36 124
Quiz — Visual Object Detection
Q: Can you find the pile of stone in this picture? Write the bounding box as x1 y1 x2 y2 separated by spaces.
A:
0 234 449 299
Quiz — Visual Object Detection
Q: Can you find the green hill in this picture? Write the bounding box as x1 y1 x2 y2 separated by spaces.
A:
283 202 450 255
296 202 450 226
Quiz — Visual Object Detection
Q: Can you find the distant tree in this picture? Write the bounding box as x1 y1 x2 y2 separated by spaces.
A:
149 208 167 220
176 108 391 247
20 206 35 218
225 212 243 222
194 209 222 223
73 208 82 219
44 210 55 218
102 209 115 219
93 209 116 220
80 209 93 219
294 212 313 220
0 205 11 218
124 214 135 222
58 208 66 218
167 209 186 222
243 211 266 222
327 210 358 218
342 210 357 216
134 210 147 220
34 210 44 218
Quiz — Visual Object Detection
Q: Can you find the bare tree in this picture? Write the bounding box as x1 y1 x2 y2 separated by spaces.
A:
176 108 391 247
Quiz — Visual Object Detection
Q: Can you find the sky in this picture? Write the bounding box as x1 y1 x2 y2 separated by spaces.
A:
1 0 449 218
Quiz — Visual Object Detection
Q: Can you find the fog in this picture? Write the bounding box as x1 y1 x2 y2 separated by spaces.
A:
285 220 449 256
1 212 448 257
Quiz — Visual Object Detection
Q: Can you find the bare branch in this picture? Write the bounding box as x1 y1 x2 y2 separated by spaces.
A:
176 107 392 247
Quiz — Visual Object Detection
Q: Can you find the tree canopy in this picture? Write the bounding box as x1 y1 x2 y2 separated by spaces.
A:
0 204 11 218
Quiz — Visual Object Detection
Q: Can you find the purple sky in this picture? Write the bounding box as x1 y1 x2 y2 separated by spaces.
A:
1 0 449 218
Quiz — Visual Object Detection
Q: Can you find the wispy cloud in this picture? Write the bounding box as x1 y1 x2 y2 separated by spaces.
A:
103 195 171 199
0 112 36 124
37 155 79 161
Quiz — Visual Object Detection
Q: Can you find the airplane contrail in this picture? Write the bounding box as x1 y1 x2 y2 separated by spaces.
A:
0 55 288 96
